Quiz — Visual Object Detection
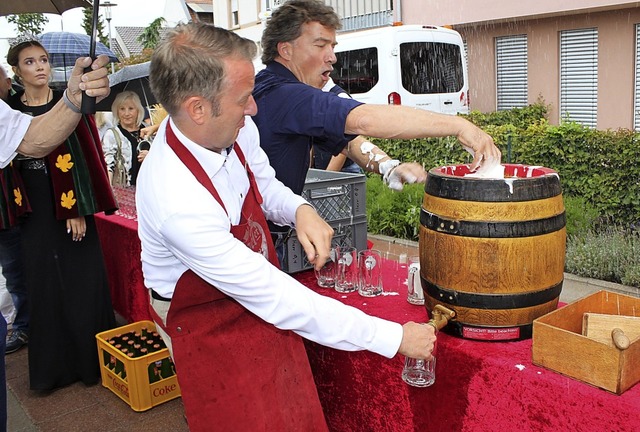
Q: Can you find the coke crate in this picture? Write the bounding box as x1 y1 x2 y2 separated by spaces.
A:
96 320 181 412
302 169 366 223
282 215 368 273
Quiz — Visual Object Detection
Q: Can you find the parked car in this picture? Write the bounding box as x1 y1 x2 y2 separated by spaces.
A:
331 24 470 115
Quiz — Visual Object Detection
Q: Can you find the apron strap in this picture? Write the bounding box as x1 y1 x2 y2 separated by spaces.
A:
166 121 228 214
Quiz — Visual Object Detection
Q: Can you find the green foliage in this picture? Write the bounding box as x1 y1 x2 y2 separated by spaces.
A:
7 13 48 36
118 49 153 67
465 98 549 128
566 227 640 286
370 102 640 226
82 7 109 47
137 18 166 50
365 176 423 241
363 101 640 286
563 195 600 237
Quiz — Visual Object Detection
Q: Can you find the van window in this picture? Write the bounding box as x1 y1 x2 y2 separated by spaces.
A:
400 42 464 94
332 47 379 94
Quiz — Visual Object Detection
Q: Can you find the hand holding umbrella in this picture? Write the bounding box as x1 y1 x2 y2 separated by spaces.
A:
82 1 101 114
65 54 112 109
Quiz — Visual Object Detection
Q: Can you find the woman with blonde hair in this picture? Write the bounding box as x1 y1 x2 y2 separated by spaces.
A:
101 90 150 186
7 39 117 392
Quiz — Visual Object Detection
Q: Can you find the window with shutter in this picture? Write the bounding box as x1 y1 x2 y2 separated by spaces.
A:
496 34 528 111
560 28 598 128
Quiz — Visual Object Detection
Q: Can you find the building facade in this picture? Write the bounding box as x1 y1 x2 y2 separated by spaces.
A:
402 0 640 130
183 1 640 129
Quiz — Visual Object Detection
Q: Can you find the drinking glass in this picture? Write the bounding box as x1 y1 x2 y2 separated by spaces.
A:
335 247 358 293
357 249 383 297
407 255 424 305
314 247 337 288
402 356 436 387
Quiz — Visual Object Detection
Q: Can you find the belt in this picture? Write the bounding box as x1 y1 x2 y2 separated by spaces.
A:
21 159 47 170
150 289 172 302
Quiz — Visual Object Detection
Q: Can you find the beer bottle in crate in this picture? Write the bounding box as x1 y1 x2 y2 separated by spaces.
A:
160 358 174 379
114 358 125 379
140 326 150 339
102 350 114 369
108 355 117 371
148 360 163 384
132 343 142 357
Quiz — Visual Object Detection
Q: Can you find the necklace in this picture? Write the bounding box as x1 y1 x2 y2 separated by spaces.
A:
22 88 52 107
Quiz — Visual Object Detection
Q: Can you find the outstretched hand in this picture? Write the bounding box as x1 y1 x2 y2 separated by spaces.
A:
385 162 427 191
457 120 501 171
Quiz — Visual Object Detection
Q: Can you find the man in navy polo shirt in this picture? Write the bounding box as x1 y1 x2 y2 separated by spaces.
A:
252 0 500 257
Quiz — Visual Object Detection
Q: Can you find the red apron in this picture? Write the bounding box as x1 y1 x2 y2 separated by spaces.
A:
150 123 328 432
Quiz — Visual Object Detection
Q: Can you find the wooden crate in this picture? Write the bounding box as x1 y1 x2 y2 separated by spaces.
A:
532 290 640 395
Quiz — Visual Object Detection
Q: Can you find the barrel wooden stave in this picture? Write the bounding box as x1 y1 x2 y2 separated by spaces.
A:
420 164 566 340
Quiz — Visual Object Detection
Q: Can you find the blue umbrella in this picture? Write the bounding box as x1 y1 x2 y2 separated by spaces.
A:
39 31 119 69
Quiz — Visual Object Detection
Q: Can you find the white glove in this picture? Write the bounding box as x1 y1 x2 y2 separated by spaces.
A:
379 159 403 191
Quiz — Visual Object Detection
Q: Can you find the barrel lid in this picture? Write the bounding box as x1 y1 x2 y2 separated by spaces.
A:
426 164 562 202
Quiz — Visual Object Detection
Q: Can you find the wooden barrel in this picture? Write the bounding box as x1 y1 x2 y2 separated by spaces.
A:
419 164 566 341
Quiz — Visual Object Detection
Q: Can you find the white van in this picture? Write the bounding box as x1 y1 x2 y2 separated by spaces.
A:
331 24 470 115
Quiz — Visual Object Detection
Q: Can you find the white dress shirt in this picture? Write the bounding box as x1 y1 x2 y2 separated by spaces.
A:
136 116 403 358
0 100 31 168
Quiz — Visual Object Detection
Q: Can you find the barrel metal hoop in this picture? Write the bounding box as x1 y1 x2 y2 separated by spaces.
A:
420 209 566 238
444 321 533 341
424 174 562 202
422 277 563 310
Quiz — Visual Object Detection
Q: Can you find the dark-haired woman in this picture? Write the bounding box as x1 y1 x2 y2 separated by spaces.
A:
7 40 117 392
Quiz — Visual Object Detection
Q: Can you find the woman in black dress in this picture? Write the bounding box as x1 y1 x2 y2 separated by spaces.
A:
7 40 117 391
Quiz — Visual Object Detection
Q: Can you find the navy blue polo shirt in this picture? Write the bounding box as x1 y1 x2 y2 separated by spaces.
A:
253 62 363 195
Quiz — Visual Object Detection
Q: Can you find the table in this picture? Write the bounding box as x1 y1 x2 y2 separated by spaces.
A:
297 269 640 432
95 210 640 432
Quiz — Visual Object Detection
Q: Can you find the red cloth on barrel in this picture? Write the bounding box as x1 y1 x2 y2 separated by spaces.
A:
294 263 640 432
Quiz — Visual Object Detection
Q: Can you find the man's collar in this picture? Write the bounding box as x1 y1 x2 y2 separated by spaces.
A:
265 61 300 82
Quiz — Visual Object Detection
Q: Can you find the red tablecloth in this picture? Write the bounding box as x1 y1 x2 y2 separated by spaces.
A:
297 268 640 432
95 212 151 323
95 211 640 432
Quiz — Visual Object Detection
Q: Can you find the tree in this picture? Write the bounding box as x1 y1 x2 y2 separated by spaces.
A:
82 7 109 47
7 13 49 36
137 17 166 50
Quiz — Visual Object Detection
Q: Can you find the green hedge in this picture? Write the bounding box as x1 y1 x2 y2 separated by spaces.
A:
370 102 640 226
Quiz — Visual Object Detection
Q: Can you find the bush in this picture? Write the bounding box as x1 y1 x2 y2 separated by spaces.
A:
369 102 640 226
363 102 640 287
563 195 599 237
565 226 640 286
365 176 422 241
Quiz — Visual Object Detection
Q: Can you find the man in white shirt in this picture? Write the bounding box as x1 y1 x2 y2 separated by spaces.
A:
0 55 110 168
137 22 436 431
